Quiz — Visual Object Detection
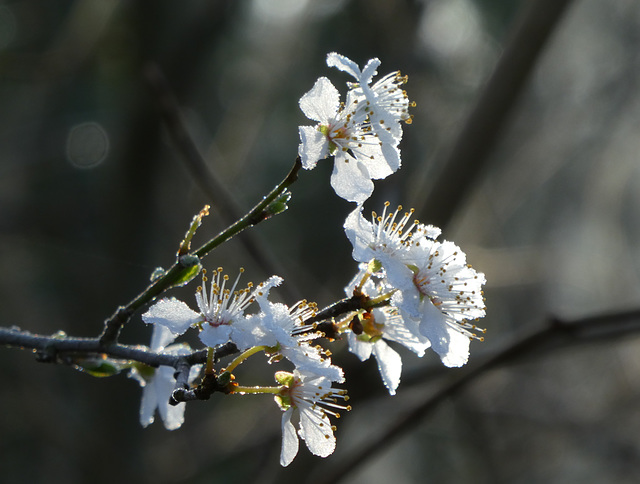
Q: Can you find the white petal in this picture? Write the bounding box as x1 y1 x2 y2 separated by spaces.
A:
280 408 299 467
343 204 374 263
142 298 201 336
372 340 402 395
282 345 345 383
326 52 361 78
298 125 328 170
299 77 340 123
234 313 277 349
361 138 400 179
360 58 382 85
198 324 232 348
139 382 157 428
150 324 176 351
419 301 470 367
379 309 430 357
299 407 336 458
327 52 380 85
347 331 373 361
155 366 185 430
331 153 373 203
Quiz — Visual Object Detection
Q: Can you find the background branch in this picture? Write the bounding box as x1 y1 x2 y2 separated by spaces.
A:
144 63 301 302
314 307 640 484
413 0 574 229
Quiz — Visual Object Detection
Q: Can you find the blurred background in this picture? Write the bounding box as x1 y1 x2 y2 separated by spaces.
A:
2 0 640 482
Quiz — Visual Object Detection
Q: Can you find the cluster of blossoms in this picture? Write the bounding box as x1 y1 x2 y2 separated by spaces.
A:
140 268 348 466
134 53 485 467
342 202 486 393
298 52 414 203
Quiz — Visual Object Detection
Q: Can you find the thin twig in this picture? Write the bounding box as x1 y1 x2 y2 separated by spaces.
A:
99 157 302 343
0 326 208 368
144 63 301 302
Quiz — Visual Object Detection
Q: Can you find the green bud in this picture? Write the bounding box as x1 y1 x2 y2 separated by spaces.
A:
264 190 292 219
177 205 210 256
274 370 295 387
217 371 232 387
274 394 292 411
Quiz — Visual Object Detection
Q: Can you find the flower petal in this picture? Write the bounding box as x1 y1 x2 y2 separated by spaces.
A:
139 382 157 428
299 405 336 458
372 339 402 395
198 324 232 348
326 52 380 85
347 331 373 361
298 126 328 170
280 408 299 467
331 153 373 203
155 366 186 430
419 301 470 367
150 324 176 351
142 298 200 336
299 77 340 123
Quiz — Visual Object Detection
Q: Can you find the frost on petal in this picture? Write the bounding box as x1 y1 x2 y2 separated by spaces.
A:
347 331 373 361
372 340 402 395
142 298 201 336
331 153 373 203
299 405 336 458
198 324 232 348
326 52 380 86
280 408 299 467
343 204 376 264
299 77 340 123
419 301 470 368
234 313 277 349
298 126 329 170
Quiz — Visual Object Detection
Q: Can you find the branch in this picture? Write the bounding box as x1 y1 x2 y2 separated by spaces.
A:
0 326 208 368
314 307 640 484
415 0 574 229
99 156 302 343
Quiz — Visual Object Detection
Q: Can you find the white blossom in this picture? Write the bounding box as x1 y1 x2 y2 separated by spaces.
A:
254 297 344 383
327 52 413 144
142 268 282 351
275 370 349 467
400 237 486 367
297 52 412 203
344 202 486 367
344 202 439 297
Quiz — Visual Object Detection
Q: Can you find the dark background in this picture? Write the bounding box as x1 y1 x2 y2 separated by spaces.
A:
2 1 640 483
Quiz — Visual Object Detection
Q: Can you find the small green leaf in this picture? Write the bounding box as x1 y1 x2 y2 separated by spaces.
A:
73 357 126 378
171 256 202 287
